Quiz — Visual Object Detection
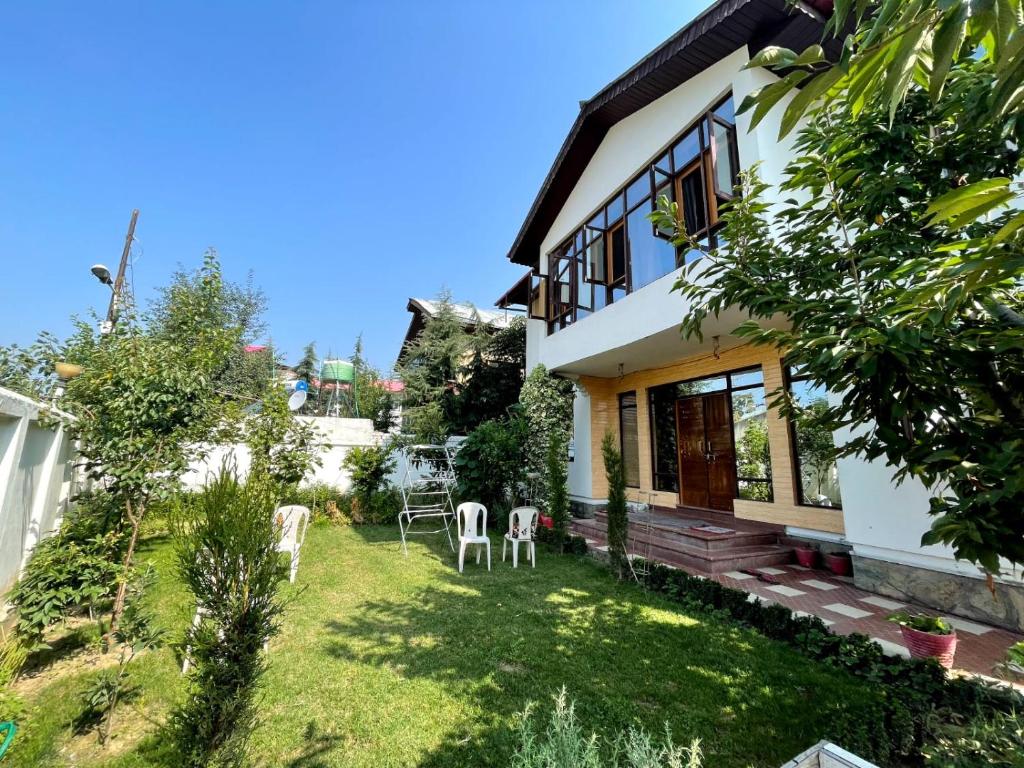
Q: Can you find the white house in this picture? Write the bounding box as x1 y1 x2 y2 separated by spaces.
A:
497 0 1024 631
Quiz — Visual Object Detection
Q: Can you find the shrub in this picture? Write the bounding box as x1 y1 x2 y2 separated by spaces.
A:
289 483 350 524
519 365 574 501
9 502 125 646
923 707 1024 767
634 560 1022 765
512 687 702 768
602 433 629 576
171 468 285 768
546 435 569 542
455 416 527 513
343 443 396 507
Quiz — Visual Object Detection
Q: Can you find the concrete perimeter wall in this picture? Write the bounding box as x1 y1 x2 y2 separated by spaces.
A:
0 386 79 597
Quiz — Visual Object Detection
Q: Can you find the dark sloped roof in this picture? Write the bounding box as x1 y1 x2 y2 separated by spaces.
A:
506 0 832 266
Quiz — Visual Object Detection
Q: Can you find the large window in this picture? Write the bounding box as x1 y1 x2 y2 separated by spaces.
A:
546 94 738 334
647 366 772 500
787 368 843 509
619 392 640 488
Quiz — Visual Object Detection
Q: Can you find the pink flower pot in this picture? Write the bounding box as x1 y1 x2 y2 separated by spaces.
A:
900 625 958 668
795 548 818 568
824 552 852 576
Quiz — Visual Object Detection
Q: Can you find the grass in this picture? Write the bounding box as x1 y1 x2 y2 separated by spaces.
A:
10 524 887 767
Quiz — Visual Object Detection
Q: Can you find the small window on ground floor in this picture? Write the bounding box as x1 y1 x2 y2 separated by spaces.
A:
619 392 640 488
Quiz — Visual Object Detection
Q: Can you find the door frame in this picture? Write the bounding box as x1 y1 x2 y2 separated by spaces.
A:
674 391 737 513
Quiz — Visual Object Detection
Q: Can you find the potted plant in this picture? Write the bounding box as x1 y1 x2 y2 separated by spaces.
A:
823 550 852 576
888 612 958 668
794 543 819 568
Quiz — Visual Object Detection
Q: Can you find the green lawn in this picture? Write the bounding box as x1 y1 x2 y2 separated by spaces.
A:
12 524 886 767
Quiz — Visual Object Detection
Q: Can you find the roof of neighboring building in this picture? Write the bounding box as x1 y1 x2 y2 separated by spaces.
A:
398 297 519 362
505 0 836 267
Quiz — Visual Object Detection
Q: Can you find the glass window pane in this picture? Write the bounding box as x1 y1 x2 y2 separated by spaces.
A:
733 384 773 501
627 204 677 290
789 373 843 508
619 393 640 487
730 368 764 389
594 284 608 311
611 285 626 303
676 375 726 396
672 128 701 170
607 193 624 225
649 387 679 492
713 120 737 196
610 225 626 284
576 262 592 310
586 239 606 283
654 151 672 174
574 228 584 251
713 95 735 124
680 169 708 234
626 174 650 210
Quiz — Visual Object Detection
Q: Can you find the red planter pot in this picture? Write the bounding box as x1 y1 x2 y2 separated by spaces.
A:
824 552 852 576
900 625 958 668
538 514 554 530
795 548 819 568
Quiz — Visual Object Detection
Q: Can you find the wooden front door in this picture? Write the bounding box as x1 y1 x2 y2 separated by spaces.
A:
675 393 737 512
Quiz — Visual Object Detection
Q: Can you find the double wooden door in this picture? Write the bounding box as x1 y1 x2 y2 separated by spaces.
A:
675 393 736 512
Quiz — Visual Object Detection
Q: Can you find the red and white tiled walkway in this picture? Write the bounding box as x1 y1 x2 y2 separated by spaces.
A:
712 563 1021 679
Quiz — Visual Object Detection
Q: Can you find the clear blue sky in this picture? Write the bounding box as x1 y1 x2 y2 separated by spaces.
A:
1 1 703 371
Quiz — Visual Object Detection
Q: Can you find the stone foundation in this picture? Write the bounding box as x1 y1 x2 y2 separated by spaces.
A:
570 499 604 519
853 555 1024 633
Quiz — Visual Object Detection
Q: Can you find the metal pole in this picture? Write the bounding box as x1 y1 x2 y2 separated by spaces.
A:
105 209 139 329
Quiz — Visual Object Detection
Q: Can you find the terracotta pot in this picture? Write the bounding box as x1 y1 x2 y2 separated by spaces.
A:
54 361 83 380
795 547 818 568
900 625 958 668
823 552 852 576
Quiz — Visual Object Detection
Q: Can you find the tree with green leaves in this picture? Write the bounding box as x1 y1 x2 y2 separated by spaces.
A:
246 383 321 497
650 6 1024 571
447 316 527 434
294 341 319 412
396 291 476 442
519 364 575 503
602 433 629 577
349 335 397 431
546 434 570 544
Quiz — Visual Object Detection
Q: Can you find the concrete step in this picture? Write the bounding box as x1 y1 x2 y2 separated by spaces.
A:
579 513 780 552
571 519 794 575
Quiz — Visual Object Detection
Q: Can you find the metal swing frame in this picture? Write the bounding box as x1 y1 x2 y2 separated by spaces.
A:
398 443 458 556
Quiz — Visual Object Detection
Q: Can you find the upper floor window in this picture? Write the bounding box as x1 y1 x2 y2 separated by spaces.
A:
546 95 738 334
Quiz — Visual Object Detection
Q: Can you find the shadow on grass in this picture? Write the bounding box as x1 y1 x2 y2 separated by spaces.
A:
317 525 882 768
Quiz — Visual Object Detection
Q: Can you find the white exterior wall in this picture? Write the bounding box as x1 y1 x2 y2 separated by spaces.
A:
567 385 593 501
182 416 381 493
0 387 78 596
521 42 1004 584
531 48 801 378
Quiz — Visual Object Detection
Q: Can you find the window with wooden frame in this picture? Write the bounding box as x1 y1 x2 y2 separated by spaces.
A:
544 94 739 333
619 392 641 488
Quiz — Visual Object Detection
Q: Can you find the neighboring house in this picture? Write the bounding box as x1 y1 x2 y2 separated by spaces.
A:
497 0 1023 630
0 386 79 598
398 297 516 364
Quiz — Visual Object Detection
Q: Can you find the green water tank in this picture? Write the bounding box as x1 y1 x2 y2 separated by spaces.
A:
321 359 355 382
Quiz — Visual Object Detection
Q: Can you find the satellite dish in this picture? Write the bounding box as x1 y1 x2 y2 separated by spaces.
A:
287 390 307 411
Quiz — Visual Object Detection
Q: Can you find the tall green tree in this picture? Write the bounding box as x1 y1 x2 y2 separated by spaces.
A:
293 341 319 414
447 316 527 434
395 291 474 442
651 48 1023 570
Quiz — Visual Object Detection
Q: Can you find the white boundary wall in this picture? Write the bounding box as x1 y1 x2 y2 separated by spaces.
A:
0 386 79 595
181 416 383 493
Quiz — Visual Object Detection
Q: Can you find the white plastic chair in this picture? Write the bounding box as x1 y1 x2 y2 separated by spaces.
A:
457 502 491 573
503 506 538 568
275 505 310 583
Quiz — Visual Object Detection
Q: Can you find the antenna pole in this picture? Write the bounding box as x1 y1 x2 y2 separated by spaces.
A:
105 209 139 329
